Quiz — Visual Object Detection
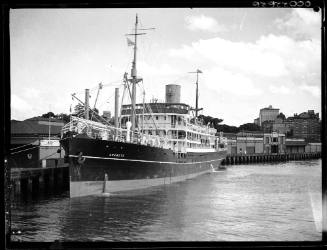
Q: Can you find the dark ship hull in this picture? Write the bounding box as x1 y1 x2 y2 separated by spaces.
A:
61 136 226 197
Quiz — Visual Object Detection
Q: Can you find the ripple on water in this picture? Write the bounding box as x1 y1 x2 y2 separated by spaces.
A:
10 160 322 241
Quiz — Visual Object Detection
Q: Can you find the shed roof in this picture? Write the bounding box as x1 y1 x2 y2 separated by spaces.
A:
11 120 63 136
285 140 307 146
10 137 39 145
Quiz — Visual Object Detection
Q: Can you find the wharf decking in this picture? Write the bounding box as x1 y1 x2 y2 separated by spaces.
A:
9 159 69 198
221 152 321 166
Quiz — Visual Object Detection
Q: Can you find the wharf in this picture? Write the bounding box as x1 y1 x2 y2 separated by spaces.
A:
9 159 69 198
221 152 321 166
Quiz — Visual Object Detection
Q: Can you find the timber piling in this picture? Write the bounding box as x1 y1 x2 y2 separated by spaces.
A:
10 159 69 199
221 152 321 166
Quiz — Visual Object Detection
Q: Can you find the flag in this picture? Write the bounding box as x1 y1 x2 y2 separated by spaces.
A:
127 38 135 46
197 69 202 73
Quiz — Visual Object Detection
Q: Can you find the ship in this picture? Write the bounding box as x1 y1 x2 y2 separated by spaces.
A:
60 15 227 197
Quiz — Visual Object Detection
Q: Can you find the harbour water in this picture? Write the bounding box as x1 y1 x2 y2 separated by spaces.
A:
10 159 321 242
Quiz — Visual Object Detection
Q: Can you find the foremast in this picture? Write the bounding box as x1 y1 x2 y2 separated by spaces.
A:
126 14 154 140
130 15 142 135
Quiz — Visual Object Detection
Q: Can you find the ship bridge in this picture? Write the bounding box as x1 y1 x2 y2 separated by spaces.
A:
119 84 224 154
121 102 190 115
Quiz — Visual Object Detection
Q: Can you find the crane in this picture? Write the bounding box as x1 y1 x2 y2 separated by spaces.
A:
90 82 103 120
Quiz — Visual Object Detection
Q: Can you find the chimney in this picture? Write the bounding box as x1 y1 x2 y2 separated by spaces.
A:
165 84 181 103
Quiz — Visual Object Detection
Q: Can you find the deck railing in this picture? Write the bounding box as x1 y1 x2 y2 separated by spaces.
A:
61 116 171 149
61 116 228 153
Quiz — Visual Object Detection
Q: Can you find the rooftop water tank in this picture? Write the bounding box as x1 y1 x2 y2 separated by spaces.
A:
165 84 181 103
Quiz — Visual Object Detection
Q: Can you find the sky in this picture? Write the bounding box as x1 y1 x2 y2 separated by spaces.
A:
10 8 321 126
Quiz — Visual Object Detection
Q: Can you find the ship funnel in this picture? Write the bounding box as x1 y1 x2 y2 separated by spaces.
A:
165 84 181 103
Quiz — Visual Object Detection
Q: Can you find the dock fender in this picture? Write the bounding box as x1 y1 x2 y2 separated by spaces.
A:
77 152 86 165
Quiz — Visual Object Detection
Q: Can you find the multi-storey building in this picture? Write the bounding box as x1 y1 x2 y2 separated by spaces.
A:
286 110 320 142
225 131 285 155
272 118 292 135
258 109 320 143
259 105 279 126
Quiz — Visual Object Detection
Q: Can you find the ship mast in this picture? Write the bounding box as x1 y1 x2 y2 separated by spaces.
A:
131 15 138 133
189 69 203 118
127 14 144 135
126 14 154 138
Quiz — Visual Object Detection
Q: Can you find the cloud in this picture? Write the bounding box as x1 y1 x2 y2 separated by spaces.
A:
138 61 180 77
169 32 320 81
11 94 32 111
185 15 226 33
239 12 247 31
275 8 320 40
203 67 262 96
269 85 291 95
11 94 34 120
167 12 321 125
300 84 320 97
22 87 41 99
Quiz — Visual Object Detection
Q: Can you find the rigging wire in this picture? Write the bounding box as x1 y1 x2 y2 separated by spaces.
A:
10 143 63 161
10 143 36 151
139 80 160 132
10 146 40 155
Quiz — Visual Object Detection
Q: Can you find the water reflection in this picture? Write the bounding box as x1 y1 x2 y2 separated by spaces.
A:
11 160 321 241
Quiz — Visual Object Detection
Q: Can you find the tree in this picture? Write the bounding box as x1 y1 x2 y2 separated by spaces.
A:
239 123 262 132
41 112 55 118
277 112 286 120
56 113 70 123
197 114 223 127
73 104 102 122
73 103 85 118
216 124 239 133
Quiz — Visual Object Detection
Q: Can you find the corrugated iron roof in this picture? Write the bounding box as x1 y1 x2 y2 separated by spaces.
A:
11 120 63 136
285 140 307 146
11 137 39 145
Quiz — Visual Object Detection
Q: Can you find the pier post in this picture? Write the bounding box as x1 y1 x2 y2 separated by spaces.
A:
43 172 50 194
53 169 59 194
49 168 55 191
13 179 20 196
39 173 45 192
31 175 40 196
20 178 29 199
103 173 108 193
63 167 69 191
